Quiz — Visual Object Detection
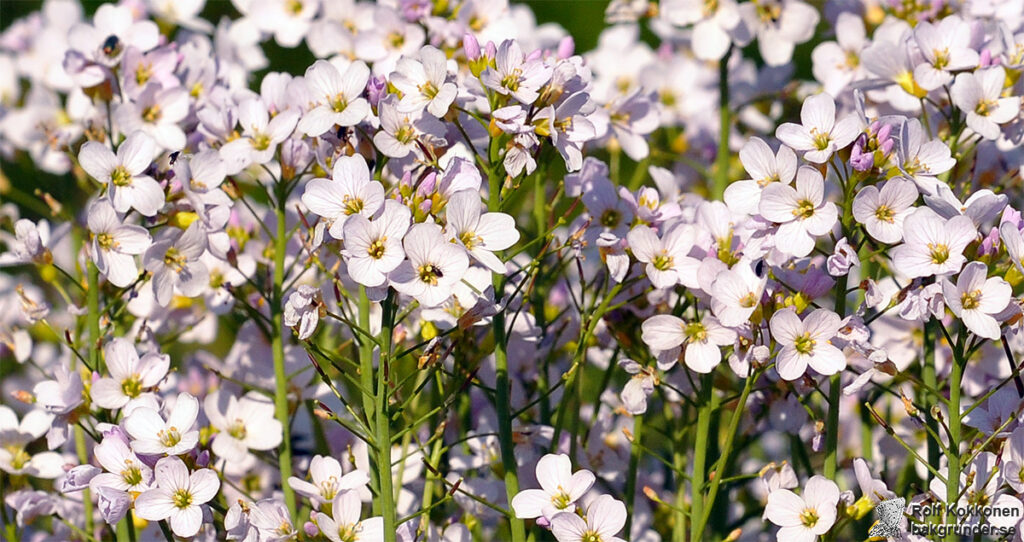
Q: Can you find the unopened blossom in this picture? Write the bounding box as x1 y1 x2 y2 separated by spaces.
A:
759 166 838 258
205 390 282 463
390 45 457 117
512 453 595 520
775 93 859 163
143 222 209 307
851 179 918 244
951 67 1020 140
284 285 323 340
550 494 627 542
314 490 384 542
826 237 859 277
724 137 798 216
79 132 163 217
389 223 469 308
627 224 700 289
443 190 519 274
942 261 1012 340
481 40 553 104
124 392 201 456
288 456 370 506
641 314 737 373
298 60 371 136
890 207 976 278
91 338 169 409
134 456 220 538
770 308 846 381
765 475 840 541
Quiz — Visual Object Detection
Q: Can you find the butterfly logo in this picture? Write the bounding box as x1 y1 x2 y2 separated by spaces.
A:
868 497 906 541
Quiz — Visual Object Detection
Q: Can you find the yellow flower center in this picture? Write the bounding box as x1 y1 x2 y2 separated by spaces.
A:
794 332 816 355
111 166 133 187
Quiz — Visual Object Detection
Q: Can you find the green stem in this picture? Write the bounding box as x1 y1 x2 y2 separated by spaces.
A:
624 414 643 541
272 188 296 518
923 319 940 475
82 260 100 537
690 373 718 542
694 370 757 538
945 341 964 542
377 295 397 542
712 52 731 200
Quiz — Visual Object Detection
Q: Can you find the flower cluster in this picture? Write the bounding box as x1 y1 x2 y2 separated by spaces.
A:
4 0 1024 541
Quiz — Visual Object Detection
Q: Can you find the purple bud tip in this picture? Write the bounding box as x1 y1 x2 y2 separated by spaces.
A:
485 41 497 59
879 139 894 155
304 522 320 537
876 123 893 142
418 172 437 195
980 49 993 67
463 33 480 60
557 36 574 59
418 199 433 214
526 48 542 62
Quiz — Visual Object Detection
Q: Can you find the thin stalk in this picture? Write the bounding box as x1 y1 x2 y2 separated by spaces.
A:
624 414 644 541
81 260 100 537
377 296 397 542
690 373 718 542
488 138 526 542
923 319 940 475
271 188 296 518
693 369 757 538
945 342 964 542
712 51 731 199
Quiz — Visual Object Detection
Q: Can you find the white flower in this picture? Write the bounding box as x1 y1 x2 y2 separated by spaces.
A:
89 433 153 493
79 132 163 217
302 154 385 241
710 261 767 327
481 40 553 104
249 499 296 541
343 200 411 287
951 67 1020 140
143 222 209 307
641 314 737 373
913 15 980 91
775 94 859 164
549 494 627 542
134 456 219 538
661 0 741 61
443 190 520 274
724 137 798 216
512 453 596 520
220 98 300 175
759 166 838 258
895 119 955 195
890 207 976 278
389 223 469 308
0 407 64 479
91 339 169 410
736 0 819 67
769 308 846 381
627 224 701 289
765 475 840 541
124 392 200 456
67 4 158 77
298 60 371 136
0 218 59 266
284 285 322 340
811 13 867 96
373 95 447 159
942 261 1011 340
115 84 189 151
205 390 282 462
87 199 152 287
390 45 457 117
851 179 918 244
619 359 656 415
287 456 370 506
314 490 384 542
